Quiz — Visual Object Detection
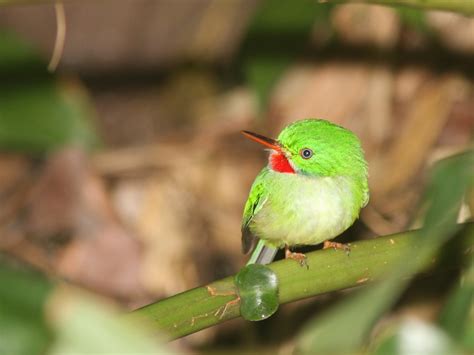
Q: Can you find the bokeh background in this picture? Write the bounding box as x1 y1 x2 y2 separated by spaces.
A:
0 0 473 354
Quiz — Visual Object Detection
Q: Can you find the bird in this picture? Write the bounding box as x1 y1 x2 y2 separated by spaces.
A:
241 119 369 266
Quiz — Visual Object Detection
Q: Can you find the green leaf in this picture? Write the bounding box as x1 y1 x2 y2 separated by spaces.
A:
438 256 474 352
296 151 474 354
0 260 53 355
0 32 99 153
0 258 167 354
48 289 167 355
234 264 279 321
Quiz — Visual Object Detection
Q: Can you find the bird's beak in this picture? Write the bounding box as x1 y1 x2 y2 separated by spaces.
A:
241 130 281 151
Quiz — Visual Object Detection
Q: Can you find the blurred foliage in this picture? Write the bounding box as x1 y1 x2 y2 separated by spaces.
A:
296 151 474 354
0 260 52 355
0 258 167 354
371 319 460 355
47 290 166 354
438 259 474 352
371 252 474 355
0 32 98 154
396 6 430 33
240 0 333 110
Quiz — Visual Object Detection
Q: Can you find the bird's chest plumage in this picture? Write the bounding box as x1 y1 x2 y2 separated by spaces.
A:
250 171 359 247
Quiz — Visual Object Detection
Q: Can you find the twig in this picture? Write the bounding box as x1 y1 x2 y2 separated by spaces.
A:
48 2 66 72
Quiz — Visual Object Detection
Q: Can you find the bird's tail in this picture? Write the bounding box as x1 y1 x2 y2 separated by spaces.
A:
246 239 278 265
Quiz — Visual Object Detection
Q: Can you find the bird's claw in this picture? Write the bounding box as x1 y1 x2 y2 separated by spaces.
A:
285 249 309 269
323 240 351 255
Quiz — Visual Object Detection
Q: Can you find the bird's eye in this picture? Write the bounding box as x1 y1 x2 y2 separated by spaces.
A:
300 148 313 159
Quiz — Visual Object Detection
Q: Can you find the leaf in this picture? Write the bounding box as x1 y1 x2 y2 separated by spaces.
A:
0 260 53 355
296 151 474 354
0 32 99 153
0 258 167 354
234 264 279 321
438 255 474 352
47 288 167 355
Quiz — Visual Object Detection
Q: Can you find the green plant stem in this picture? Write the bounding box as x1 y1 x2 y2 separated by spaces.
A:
1 0 473 15
131 224 473 340
331 0 474 16
0 0 471 17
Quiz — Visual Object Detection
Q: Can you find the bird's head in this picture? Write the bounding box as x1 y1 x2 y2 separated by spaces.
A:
241 119 367 178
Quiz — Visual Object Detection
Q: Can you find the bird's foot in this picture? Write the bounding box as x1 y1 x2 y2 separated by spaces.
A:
285 247 308 269
323 240 351 255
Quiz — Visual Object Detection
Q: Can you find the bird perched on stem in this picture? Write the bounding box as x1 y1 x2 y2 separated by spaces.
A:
241 119 369 266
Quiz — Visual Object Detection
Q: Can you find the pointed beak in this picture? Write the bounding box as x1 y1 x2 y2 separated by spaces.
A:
241 130 281 151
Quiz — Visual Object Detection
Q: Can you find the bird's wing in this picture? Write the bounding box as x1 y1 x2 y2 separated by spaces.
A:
241 168 269 254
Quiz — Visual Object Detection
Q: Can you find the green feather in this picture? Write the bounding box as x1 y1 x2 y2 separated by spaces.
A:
241 167 269 253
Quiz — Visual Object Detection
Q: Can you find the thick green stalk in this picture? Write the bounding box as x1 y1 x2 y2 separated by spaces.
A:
131 224 473 340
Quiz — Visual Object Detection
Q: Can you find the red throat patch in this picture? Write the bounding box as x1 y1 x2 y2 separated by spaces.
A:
270 152 295 174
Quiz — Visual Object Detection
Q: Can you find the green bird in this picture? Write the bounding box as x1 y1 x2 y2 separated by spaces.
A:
241 119 369 265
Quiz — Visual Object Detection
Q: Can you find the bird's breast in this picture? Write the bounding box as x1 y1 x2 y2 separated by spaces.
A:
250 171 360 247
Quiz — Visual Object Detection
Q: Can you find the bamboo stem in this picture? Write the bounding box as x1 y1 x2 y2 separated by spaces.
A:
130 224 473 340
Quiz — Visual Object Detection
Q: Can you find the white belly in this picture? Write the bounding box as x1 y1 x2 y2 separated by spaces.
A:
250 172 359 248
